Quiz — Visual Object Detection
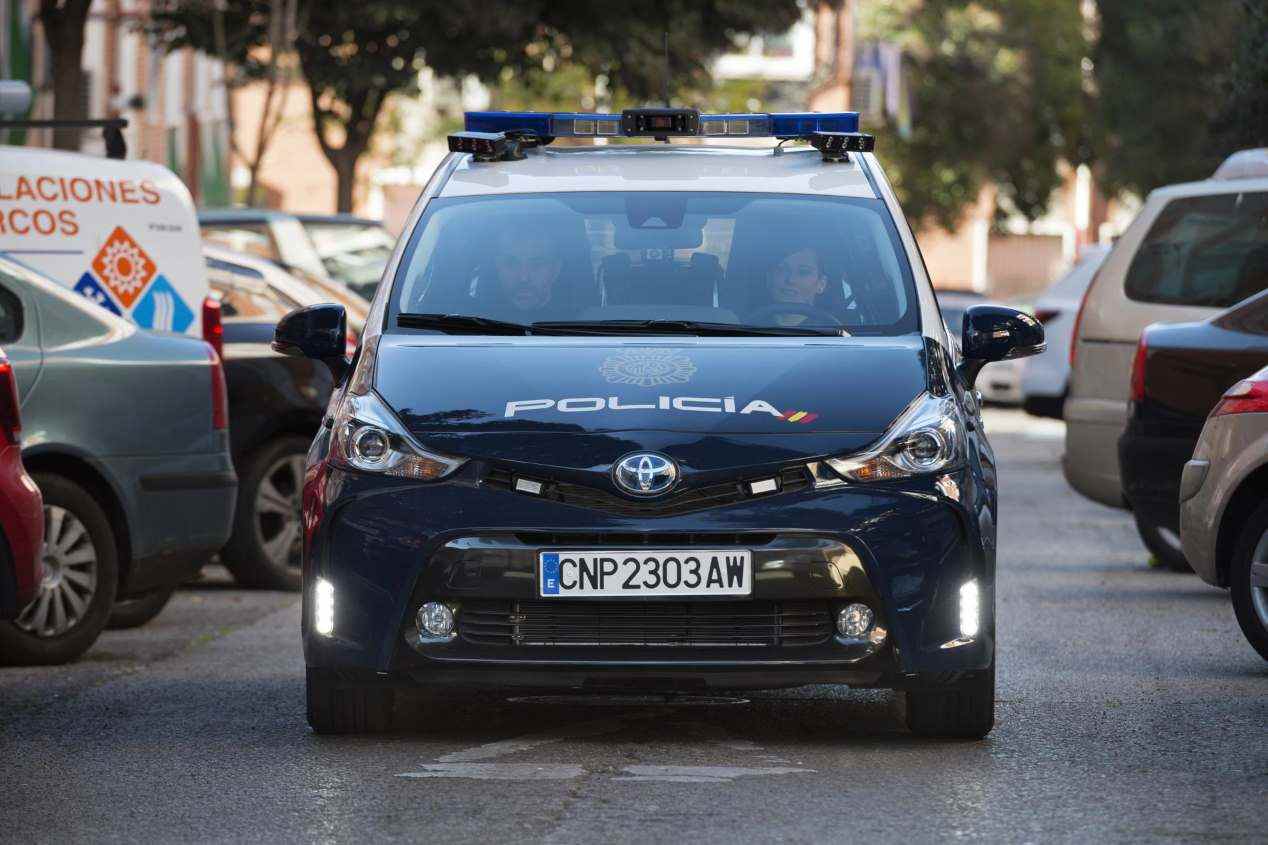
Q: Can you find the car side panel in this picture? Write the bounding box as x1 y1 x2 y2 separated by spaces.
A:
17 279 235 576
1181 413 1268 585
222 339 332 461
1066 188 1226 506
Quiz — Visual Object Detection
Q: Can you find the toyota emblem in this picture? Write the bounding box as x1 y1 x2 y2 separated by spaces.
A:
613 452 678 497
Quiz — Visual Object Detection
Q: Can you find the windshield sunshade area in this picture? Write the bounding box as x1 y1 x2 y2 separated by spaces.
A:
389 192 920 337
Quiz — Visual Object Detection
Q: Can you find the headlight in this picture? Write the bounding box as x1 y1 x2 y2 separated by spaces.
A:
330 389 465 480
821 393 963 483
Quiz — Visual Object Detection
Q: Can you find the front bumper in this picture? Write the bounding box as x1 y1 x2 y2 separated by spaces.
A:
304 463 995 690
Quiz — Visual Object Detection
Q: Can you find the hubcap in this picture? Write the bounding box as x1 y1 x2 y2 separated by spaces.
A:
16 505 98 638
1251 528 1268 630
256 454 304 570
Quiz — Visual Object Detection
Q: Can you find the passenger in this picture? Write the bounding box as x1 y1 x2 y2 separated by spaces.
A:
767 246 828 307
493 229 562 312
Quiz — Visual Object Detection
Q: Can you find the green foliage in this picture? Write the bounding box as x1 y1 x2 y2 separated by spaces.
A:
1092 0 1247 197
153 0 797 209
864 0 1086 231
1211 1 1268 166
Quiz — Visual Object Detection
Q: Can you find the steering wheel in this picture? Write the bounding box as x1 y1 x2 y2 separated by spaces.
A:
747 302 843 327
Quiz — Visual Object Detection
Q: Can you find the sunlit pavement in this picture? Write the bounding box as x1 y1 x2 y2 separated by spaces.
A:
1 408 1263 842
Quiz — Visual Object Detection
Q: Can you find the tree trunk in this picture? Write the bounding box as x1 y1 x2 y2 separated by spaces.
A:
39 0 93 151
332 151 358 213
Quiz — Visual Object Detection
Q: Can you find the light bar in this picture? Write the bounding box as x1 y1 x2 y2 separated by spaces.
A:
462 110 861 141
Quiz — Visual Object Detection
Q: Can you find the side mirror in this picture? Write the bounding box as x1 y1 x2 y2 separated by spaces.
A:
957 304 1045 387
273 303 349 380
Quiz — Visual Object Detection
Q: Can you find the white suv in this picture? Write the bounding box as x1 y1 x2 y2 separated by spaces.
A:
1065 150 1268 510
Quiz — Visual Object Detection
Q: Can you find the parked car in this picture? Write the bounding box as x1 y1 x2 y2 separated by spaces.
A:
937 290 1023 405
1020 245 1111 418
200 209 393 299
1180 363 1268 660
0 353 43 623
1119 290 1268 570
205 248 336 589
0 256 235 663
296 214 396 300
1065 153 1268 509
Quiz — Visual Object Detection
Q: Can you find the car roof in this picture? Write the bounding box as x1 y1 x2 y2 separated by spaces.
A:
294 213 382 227
438 145 878 199
200 244 323 307
199 208 298 224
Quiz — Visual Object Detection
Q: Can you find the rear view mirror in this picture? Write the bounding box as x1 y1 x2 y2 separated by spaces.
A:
958 304 1045 386
273 303 349 380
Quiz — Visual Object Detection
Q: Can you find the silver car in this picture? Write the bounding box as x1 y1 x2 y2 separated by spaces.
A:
1179 364 1268 661
0 256 236 665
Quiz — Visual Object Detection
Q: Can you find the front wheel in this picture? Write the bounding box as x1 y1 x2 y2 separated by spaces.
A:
306 668 396 734
0 474 119 665
1229 501 1268 661
903 663 995 739
1133 513 1192 573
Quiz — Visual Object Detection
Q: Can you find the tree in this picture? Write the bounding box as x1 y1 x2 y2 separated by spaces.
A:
155 0 799 211
862 0 1086 231
1210 0 1268 163
37 0 92 150
1092 0 1245 198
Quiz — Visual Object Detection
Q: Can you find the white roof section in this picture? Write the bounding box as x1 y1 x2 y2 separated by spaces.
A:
438 146 877 199
1212 148 1268 181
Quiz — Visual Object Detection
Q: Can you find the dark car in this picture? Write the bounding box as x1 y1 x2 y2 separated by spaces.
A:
206 251 335 589
0 353 43 622
1119 289 1268 571
273 111 1046 739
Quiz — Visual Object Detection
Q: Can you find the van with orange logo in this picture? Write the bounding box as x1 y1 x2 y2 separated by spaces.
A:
0 146 209 337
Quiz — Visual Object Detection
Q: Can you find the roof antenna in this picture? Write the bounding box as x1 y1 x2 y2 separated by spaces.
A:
662 31 670 108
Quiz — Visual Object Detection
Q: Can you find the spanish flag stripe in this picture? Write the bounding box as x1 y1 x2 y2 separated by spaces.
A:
787 411 807 422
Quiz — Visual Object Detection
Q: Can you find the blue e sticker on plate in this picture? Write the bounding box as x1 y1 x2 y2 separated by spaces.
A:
541 553 560 595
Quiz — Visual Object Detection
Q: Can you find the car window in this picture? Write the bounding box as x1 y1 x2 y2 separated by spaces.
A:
1214 290 1268 336
0 276 24 343
1125 191 1268 308
216 286 291 321
390 191 918 336
202 223 280 263
304 222 396 298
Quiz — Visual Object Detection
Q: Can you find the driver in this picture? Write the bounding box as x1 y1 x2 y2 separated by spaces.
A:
493 229 562 312
761 246 829 326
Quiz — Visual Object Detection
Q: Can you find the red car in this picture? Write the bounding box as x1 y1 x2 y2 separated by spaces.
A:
0 353 43 623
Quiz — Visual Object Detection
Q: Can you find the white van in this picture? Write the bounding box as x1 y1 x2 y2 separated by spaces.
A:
1065 151 1268 508
0 146 209 336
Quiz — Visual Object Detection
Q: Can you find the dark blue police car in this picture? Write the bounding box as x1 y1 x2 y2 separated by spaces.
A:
273 109 1044 738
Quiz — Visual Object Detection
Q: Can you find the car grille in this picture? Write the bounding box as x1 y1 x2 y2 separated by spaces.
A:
460 600 834 647
482 464 811 517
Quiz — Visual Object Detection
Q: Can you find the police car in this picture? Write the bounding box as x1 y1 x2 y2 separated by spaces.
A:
273 108 1045 738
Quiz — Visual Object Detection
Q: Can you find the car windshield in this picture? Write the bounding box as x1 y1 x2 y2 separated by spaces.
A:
389 191 919 336
304 222 396 299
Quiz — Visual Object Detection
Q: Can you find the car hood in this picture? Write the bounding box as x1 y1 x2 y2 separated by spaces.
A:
373 336 931 468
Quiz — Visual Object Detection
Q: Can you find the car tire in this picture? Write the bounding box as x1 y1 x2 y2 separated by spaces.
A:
1133 513 1192 573
1229 501 1268 661
222 435 310 591
106 586 176 630
0 474 119 666
904 662 995 739
306 667 396 734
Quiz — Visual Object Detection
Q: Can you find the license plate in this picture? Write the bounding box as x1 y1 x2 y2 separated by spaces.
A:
538 550 752 598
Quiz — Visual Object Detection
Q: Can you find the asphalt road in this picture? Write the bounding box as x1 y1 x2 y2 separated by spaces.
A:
1 409 1264 843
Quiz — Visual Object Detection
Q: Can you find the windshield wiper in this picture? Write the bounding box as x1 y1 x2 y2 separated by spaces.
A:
530 319 844 337
398 313 533 335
